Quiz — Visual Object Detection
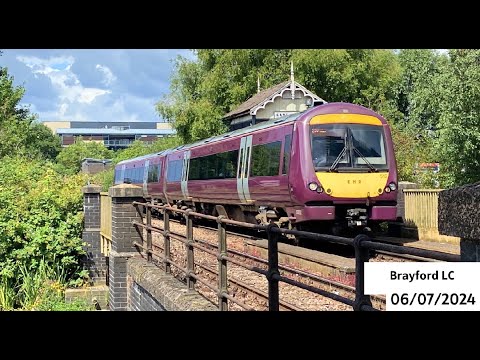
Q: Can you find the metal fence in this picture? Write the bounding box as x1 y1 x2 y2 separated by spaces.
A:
131 202 460 311
100 192 112 256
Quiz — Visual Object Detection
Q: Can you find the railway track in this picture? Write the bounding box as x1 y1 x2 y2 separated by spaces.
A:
167 215 445 263
147 217 386 310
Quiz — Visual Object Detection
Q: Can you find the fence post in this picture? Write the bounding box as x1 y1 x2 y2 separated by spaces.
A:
185 209 195 291
267 223 280 311
146 204 152 262
217 215 228 311
163 210 171 274
108 184 144 311
353 234 373 311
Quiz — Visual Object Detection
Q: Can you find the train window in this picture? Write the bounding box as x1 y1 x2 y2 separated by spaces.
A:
188 150 239 180
250 141 282 177
148 164 161 183
114 169 122 184
167 159 183 182
282 134 292 175
124 168 132 183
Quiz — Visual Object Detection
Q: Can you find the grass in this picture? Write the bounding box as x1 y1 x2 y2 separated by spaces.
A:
0 259 95 311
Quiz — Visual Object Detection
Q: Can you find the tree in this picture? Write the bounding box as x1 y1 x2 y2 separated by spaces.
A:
394 49 449 132
0 66 61 160
434 49 480 187
26 122 62 160
390 124 436 185
0 67 33 158
55 139 114 175
157 49 401 144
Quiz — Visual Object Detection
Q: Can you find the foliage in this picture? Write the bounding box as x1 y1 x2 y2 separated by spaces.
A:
0 67 61 160
0 156 88 285
27 121 62 160
157 50 293 143
433 49 480 187
390 124 436 186
0 259 94 311
0 276 16 310
55 138 114 175
393 49 449 132
292 49 401 114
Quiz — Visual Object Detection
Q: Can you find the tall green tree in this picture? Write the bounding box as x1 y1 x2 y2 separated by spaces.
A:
0 66 61 160
0 67 32 158
157 49 401 144
394 49 449 132
434 49 480 187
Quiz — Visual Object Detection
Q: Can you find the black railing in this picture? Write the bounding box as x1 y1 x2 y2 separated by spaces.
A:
131 202 460 311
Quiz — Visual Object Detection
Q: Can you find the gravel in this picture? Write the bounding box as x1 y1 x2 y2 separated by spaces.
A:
144 218 361 311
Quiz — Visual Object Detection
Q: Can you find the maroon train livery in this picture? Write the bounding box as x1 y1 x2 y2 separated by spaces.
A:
114 102 398 235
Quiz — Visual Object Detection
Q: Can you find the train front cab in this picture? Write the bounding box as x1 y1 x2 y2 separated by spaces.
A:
292 105 398 233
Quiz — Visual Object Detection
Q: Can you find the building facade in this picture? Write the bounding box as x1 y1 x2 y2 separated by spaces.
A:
43 121 175 150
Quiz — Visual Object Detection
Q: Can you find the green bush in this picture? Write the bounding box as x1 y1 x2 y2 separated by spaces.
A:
0 156 88 285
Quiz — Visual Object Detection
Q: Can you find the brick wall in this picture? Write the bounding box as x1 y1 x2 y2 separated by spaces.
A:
127 257 217 311
129 282 166 311
108 184 144 311
82 185 107 284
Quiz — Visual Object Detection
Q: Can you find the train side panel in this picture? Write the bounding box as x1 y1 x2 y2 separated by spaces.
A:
247 125 293 206
187 137 241 204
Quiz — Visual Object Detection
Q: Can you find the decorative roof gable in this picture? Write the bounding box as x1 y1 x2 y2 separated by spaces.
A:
222 80 326 121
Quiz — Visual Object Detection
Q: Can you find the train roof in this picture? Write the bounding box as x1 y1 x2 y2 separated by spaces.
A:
116 111 304 166
116 150 169 165
116 102 388 166
173 111 304 152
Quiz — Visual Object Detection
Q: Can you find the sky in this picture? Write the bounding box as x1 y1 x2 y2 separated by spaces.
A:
0 49 195 123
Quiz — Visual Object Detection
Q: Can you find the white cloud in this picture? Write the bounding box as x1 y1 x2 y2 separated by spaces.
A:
95 64 117 86
6 49 194 123
17 55 109 106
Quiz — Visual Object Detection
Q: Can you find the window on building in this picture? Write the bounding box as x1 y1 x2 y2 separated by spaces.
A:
250 141 282 177
167 159 183 182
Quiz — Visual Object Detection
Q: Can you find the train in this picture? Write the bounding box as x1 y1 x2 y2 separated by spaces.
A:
114 102 398 237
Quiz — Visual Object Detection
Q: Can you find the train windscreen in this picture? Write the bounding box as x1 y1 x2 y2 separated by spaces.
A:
311 124 388 172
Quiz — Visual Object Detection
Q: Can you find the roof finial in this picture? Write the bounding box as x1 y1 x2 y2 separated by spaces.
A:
290 61 295 99
257 74 261 93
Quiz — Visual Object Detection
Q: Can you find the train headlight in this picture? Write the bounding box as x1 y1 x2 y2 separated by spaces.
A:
308 182 318 191
388 182 397 191
384 187 391 193
316 186 324 193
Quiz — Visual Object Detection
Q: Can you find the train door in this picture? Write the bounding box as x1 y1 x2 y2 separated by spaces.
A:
181 151 190 199
247 126 292 205
143 160 149 196
237 135 253 203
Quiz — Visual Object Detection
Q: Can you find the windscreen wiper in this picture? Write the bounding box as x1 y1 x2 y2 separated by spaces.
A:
328 146 347 172
352 146 378 172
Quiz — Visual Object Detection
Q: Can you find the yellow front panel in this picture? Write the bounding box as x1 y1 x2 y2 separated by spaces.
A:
310 114 383 126
316 172 389 198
